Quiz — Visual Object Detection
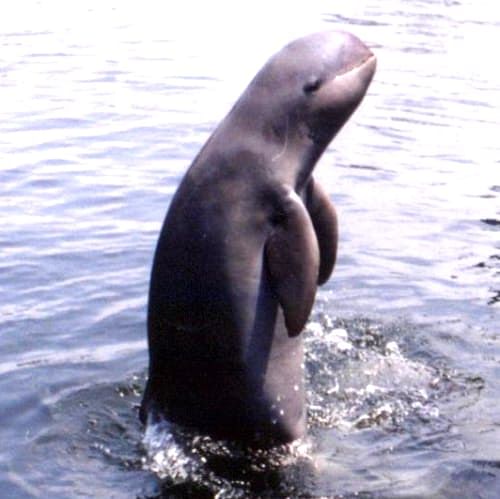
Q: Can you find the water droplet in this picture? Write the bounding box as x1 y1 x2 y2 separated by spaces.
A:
306 322 323 335
385 341 400 356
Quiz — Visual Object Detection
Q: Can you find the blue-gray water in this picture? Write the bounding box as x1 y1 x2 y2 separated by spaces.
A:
1 1 498 497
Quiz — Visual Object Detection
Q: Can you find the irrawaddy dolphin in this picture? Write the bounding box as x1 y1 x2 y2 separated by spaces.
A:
140 31 376 446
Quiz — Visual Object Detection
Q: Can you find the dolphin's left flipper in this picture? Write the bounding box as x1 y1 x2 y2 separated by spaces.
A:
305 178 338 285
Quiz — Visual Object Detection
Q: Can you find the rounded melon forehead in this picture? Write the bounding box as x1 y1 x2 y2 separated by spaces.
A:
256 31 374 88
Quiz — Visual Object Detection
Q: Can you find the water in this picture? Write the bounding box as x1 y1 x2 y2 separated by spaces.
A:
1 0 498 497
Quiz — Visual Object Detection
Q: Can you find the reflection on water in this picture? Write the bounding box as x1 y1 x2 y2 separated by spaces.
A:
0 0 498 497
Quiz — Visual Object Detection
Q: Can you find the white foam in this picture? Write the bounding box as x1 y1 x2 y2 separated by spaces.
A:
141 417 202 480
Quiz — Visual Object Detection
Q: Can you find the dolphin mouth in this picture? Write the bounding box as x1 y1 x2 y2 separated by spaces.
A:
345 53 377 93
359 53 377 76
318 53 377 106
306 52 376 145
338 52 377 78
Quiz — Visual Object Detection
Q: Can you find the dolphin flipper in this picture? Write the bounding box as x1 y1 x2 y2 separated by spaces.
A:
265 191 320 336
306 178 338 285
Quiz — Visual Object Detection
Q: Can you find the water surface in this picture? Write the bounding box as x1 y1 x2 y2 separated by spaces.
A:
0 1 498 497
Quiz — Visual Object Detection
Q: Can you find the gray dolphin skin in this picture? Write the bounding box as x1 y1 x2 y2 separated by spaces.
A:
140 31 376 446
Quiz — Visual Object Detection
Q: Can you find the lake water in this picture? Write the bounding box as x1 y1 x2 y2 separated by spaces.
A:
1 1 499 497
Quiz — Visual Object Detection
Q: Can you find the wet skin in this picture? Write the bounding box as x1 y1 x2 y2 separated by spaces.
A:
140 31 376 446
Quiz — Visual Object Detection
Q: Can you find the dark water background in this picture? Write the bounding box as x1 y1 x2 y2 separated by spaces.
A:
1 1 498 497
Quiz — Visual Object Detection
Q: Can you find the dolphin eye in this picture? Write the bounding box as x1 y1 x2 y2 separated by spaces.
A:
303 77 322 95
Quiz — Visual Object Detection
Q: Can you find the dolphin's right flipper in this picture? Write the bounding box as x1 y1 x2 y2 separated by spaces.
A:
265 190 320 337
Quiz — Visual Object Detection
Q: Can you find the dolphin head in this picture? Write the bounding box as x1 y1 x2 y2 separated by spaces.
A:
239 31 376 185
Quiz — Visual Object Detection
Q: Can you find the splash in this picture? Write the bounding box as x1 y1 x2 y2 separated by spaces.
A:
305 314 443 432
139 315 453 496
141 417 204 481
141 415 315 497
